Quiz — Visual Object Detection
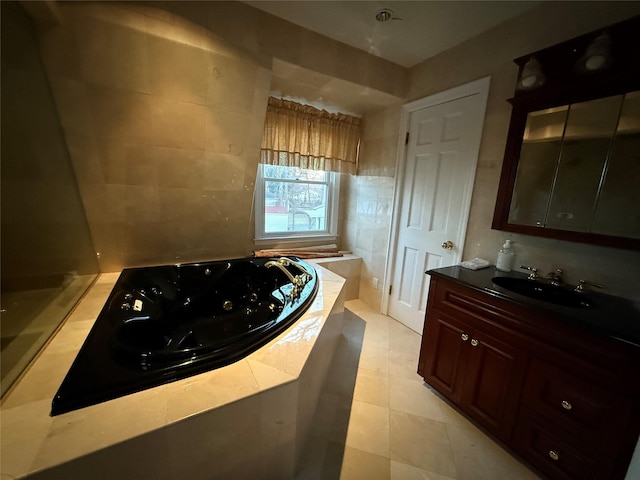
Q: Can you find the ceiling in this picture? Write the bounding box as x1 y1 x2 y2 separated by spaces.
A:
243 1 539 114
244 1 539 68
268 58 403 116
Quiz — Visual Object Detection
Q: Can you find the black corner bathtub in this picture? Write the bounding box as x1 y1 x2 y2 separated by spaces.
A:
51 256 318 416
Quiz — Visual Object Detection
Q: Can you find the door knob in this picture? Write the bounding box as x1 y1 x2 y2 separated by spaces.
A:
441 241 454 250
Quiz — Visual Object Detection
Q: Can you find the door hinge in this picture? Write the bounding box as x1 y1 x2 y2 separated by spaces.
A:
389 285 393 295
405 132 409 145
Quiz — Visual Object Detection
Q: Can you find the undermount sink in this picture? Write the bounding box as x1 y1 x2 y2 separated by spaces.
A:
491 276 594 309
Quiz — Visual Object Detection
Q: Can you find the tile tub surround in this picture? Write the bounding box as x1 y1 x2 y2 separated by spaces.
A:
0 265 346 480
311 255 362 301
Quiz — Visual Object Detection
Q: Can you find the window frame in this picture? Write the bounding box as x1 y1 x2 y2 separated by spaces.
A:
254 164 340 244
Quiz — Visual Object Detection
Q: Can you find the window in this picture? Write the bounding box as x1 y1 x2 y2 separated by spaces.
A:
254 164 340 242
255 96 359 243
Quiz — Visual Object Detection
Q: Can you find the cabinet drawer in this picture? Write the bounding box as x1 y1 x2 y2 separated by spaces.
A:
513 407 616 480
522 358 633 456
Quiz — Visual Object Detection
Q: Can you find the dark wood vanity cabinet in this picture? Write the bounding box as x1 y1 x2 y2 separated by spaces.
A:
419 303 527 442
418 274 640 480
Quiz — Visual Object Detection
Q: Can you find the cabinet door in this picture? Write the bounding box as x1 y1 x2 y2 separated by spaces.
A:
421 310 470 404
461 329 528 441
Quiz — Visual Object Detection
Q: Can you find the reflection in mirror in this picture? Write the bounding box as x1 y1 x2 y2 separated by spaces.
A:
592 91 640 238
508 92 638 239
508 106 567 227
546 95 622 232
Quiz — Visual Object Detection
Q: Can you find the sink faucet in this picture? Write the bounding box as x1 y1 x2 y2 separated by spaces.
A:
574 279 603 293
520 265 539 280
545 268 564 286
265 257 312 299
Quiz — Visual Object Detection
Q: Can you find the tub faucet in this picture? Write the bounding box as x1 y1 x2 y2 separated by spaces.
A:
265 257 311 299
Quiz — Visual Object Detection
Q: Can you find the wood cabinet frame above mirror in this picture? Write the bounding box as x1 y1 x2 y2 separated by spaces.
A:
492 15 640 250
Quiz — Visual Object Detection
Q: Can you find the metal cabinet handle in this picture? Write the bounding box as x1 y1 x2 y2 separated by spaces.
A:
470 338 479 347
561 400 572 411
548 450 560 461
441 240 454 250
461 333 469 341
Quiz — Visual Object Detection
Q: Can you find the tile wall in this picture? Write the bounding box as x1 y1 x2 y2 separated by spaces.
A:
27 1 407 273
1 2 99 284
361 1 640 303
345 106 402 310
34 3 271 271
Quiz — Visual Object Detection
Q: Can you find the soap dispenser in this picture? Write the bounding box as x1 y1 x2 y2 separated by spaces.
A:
496 240 515 272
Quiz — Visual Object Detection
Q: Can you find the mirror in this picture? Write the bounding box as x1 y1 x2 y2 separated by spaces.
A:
509 92 639 236
493 16 640 249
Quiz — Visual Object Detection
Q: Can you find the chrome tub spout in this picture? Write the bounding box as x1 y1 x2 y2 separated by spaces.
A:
265 257 312 299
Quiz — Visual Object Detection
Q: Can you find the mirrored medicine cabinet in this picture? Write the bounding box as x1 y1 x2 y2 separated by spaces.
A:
493 15 640 250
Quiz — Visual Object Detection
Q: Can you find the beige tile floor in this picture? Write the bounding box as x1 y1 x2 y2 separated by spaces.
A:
296 299 543 480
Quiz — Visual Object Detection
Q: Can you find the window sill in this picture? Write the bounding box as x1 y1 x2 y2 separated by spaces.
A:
254 234 338 247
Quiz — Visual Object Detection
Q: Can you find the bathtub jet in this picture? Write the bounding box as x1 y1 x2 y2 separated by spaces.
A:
51 256 318 416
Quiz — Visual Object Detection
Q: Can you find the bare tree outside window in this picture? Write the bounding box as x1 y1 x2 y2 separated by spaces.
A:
262 166 330 233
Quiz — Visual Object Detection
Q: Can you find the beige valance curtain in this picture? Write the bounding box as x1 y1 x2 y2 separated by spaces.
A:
260 97 361 175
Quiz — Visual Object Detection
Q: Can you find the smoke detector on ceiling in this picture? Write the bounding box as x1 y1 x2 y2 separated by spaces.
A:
375 8 402 22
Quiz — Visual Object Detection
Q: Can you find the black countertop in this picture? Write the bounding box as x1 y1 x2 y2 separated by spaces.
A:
427 265 640 348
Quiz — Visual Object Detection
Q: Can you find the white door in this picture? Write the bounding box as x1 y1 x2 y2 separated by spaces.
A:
387 78 489 333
